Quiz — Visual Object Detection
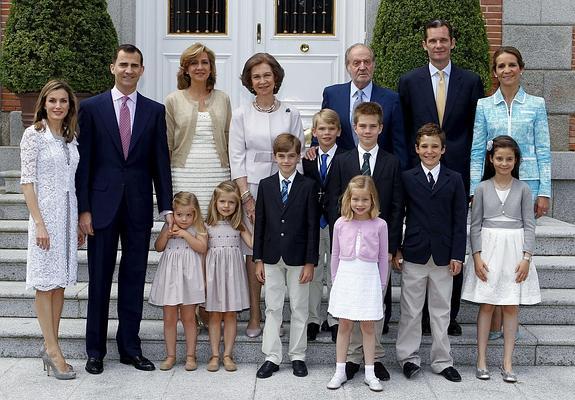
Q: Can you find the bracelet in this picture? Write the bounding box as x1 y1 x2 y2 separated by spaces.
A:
523 255 531 261
241 190 251 199
241 194 253 204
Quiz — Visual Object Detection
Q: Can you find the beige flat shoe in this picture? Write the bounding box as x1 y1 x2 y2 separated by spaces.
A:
184 355 197 371
207 355 220 372
160 356 176 371
222 355 237 372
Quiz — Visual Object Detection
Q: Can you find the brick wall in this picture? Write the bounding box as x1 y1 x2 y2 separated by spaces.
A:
571 26 575 151
480 0 502 94
0 0 20 112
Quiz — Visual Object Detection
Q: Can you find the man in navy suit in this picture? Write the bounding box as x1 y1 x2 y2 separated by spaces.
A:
76 44 173 374
398 19 484 335
393 123 466 382
321 43 409 170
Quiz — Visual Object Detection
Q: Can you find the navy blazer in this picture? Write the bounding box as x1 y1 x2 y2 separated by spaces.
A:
398 64 484 192
401 165 467 265
328 148 404 254
253 172 319 266
321 82 409 170
302 146 346 222
75 91 173 230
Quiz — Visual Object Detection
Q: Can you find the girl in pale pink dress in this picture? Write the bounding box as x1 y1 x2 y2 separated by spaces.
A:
204 181 252 372
149 192 207 372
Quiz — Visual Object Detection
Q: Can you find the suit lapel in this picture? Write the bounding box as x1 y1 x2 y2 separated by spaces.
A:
372 149 386 182
414 166 433 192
443 66 461 127
433 166 450 193
418 68 439 124
129 93 151 155
324 146 345 187
98 92 124 158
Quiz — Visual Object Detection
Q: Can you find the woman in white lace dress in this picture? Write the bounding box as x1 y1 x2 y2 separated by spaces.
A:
20 80 83 379
165 43 232 214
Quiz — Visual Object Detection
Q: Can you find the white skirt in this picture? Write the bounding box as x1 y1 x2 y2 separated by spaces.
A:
328 259 383 321
462 227 541 305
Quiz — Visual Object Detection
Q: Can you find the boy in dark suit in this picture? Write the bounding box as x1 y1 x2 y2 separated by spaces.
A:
254 133 320 379
393 123 467 382
328 102 404 382
303 109 345 342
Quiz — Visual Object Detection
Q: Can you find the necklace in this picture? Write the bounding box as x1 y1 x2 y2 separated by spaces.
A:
253 98 279 113
493 179 512 190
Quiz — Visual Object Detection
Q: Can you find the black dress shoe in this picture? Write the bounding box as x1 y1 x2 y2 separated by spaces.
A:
321 320 330 332
440 366 462 382
374 361 390 381
292 360 308 377
257 360 279 378
345 361 360 380
330 324 339 343
382 323 390 335
307 323 320 341
422 320 431 336
120 355 155 371
448 320 462 336
85 357 103 374
402 362 421 379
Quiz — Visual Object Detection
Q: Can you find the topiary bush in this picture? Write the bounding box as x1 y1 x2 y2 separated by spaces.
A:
371 0 491 93
0 0 118 94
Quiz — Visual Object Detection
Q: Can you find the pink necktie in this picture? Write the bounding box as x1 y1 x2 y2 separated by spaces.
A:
119 96 131 159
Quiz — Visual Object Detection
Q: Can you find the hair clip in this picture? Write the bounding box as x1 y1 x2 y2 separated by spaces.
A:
486 140 493 151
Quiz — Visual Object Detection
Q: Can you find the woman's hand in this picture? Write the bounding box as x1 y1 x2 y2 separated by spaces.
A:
515 259 530 283
534 196 550 218
243 197 256 224
473 256 489 282
36 223 50 251
77 228 86 248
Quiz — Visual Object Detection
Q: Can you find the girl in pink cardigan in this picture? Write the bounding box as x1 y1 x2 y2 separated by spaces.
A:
326 176 389 392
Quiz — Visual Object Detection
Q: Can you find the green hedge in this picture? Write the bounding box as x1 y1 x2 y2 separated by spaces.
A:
0 0 118 93
372 0 491 93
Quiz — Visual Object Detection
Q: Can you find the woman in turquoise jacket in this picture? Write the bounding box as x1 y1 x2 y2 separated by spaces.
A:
470 46 551 218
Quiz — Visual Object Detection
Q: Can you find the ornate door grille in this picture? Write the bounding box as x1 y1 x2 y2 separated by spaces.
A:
168 0 226 34
276 0 334 35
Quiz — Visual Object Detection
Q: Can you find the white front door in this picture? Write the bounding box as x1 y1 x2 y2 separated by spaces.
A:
136 0 365 129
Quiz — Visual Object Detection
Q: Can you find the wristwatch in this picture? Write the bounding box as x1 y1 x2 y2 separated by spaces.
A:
523 254 531 261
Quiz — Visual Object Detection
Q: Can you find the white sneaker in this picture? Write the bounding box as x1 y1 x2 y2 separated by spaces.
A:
364 377 384 392
327 373 347 389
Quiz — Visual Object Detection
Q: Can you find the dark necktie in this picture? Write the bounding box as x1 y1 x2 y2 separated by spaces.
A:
119 96 131 159
361 152 371 176
428 171 435 189
281 179 290 204
319 153 329 229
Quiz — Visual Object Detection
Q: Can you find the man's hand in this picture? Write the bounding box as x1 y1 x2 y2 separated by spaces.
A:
392 250 404 271
255 261 265 283
79 212 94 236
449 260 462 276
165 213 174 232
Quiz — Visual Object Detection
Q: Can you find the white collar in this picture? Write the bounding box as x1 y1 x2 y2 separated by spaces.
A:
428 61 452 77
111 86 137 103
350 80 373 100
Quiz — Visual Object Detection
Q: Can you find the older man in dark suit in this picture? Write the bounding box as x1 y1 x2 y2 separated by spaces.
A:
398 19 484 336
76 44 173 374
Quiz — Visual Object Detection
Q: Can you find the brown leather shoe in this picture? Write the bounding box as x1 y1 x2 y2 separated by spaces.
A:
184 355 197 371
222 355 237 372
207 355 219 372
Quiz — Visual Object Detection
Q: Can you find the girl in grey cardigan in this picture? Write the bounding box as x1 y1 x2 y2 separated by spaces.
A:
462 135 541 383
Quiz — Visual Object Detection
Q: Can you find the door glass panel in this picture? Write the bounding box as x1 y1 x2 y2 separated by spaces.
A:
276 0 334 35
168 0 226 34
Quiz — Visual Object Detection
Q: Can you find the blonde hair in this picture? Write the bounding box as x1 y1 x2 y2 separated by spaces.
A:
312 108 341 130
177 43 217 90
340 175 380 220
172 191 206 234
206 181 246 231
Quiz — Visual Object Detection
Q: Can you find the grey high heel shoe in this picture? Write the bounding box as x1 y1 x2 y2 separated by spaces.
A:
500 366 517 383
475 367 491 380
42 353 76 380
40 344 73 372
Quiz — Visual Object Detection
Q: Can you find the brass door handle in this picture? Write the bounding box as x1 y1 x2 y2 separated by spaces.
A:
300 43 309 53
257 23 261 44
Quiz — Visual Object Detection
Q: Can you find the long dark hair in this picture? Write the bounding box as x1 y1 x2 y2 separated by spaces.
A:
481 135 521 181
33 80 78 143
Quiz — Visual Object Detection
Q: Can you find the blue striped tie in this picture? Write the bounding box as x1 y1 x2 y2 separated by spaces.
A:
281 179 290 204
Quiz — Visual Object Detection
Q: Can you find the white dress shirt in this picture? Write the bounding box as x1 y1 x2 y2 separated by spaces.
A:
428 61 452 100
358 144 379 175
111 86 137 131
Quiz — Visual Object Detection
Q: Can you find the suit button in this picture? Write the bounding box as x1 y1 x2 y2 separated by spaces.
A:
280 233 284 237
502 211 505 214
281 219 285 223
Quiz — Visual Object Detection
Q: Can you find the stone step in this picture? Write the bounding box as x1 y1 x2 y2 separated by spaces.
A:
2 217 574 255
0 220 165 250
2 249 575 289
1 317 573 366
1 281 573 325
0 146 20 173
